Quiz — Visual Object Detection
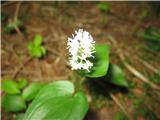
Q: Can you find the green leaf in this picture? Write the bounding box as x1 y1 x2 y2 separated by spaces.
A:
23 80 88 120
86 44 110 78
28 44 42 58
18 79 28 89
22 83 46 101
40 46 46 55
28 35 46 58
108 64 128 87
28 42 34 51
31 46 42 58
2 79 20 94
2 94 26 112
34 34 43 46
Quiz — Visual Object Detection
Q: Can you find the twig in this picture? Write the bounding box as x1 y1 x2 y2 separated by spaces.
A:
13 2 23 36
119 54 160 90
14 2 21 21
14 24 23 36
136 57 159 73
109 93 132 120
126 58 159 90
124 48 159 74
108 35 160 90
12 57 32 79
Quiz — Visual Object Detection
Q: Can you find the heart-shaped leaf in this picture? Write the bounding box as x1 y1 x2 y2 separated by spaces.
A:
86 44 110 78
107 64 128 87
2 94 26 112
22 83 45 102
2 79 20 94
23 80 88 120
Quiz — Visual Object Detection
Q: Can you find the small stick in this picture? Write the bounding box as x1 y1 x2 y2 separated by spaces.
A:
14 2 21 21
124 48 159 74
119 54 160 90
14 24 23 36
109 93 133 120
14 2 23 36
136 57 159 73
12 57 32 79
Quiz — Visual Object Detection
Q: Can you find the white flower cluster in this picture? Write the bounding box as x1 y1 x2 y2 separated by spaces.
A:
67 29 95 72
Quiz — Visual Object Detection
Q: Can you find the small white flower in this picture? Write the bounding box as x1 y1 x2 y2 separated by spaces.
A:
67 29 95 72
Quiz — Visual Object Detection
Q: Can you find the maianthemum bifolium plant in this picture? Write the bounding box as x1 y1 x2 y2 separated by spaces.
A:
19 29 128 120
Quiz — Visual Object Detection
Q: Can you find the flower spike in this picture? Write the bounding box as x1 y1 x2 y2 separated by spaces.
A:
67 29 95 72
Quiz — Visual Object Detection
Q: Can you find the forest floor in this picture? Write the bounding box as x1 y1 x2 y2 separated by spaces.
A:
1 1 160 120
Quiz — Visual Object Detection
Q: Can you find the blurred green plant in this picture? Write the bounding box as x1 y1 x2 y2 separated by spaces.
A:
97 2 110 25
149 70 160 84
2 78 47 119
113 111 128 120
133 95 145 109
141 27 160 42
1 12 7 21
97 2 110 13
139 27 160 52
141 109 159 120
133 95 159 120
5 19 22 33
128 80 136 89
138 9 149 20
28 34 46 58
